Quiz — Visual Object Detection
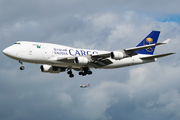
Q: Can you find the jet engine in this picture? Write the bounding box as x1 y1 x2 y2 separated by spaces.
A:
74 57 89 65
40 65 65 73
110 51 126 60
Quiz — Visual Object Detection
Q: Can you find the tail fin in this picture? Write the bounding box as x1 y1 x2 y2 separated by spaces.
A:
88 84 90 87
135 31 160 55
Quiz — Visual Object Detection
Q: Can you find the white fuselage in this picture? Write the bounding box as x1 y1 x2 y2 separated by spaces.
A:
3 41 156 69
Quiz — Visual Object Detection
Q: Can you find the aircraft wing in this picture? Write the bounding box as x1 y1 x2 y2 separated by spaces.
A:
140 53 175 59
124 39 170 53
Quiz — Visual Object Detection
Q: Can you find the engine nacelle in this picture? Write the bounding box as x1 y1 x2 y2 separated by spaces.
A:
40 65 65 73
110 51 125 60
74 57 89 65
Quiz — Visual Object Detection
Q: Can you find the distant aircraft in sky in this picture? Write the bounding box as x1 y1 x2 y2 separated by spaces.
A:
3 30 175 78
80 84 90 88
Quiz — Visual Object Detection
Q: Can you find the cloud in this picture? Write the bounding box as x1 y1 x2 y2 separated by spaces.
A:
1 0 180 120
157 90 180 117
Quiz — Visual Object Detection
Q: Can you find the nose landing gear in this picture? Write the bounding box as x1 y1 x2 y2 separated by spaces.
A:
19 61 25 70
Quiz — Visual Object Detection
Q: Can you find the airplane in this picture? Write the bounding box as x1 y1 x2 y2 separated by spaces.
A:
3 30 175 78
79 84 90 88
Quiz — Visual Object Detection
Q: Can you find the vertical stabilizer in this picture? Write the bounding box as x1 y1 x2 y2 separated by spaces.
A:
135 31 160 55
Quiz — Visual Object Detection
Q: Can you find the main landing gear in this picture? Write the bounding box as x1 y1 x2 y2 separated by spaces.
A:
78 67 92 76
67 67 92 78
67 69 74 78
19 61 25 70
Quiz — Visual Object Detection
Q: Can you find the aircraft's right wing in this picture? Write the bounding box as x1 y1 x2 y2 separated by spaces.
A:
140 53 175 59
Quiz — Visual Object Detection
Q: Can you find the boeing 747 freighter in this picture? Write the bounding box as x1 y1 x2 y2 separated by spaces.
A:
3 31 174 78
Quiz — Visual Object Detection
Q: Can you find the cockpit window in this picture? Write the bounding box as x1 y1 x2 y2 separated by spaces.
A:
14 43 20 45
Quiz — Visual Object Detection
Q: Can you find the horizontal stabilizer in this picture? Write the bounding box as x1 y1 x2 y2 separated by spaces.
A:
140 53 175 59
162 39 170 44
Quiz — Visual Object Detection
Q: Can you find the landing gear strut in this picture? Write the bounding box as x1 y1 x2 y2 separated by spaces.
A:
67 69 74 78
79 67 92 76
19 61 25 70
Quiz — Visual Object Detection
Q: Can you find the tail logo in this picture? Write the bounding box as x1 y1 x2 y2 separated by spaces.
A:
144 37 154 52
146 37 153 43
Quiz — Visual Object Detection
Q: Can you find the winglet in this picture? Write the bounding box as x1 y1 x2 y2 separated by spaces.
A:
162 39 170 44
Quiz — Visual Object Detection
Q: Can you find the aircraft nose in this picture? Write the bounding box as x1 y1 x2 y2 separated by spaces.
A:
3 47 9 55
3 47 17 58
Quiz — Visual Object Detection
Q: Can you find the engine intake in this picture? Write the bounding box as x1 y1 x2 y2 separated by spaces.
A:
74 57 89 65
40 65 65 73
110 51 125 60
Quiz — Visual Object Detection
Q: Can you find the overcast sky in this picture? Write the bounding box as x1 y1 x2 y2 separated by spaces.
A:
1 0 180 120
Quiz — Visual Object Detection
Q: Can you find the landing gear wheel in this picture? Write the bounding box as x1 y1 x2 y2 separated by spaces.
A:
67 69 74 78
87 71 92 75
79 72 83 75
78 67 93 76
82 72 87 76
67 70 72 74
19 61 25 70
69 74 74 78
20 66 25 70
